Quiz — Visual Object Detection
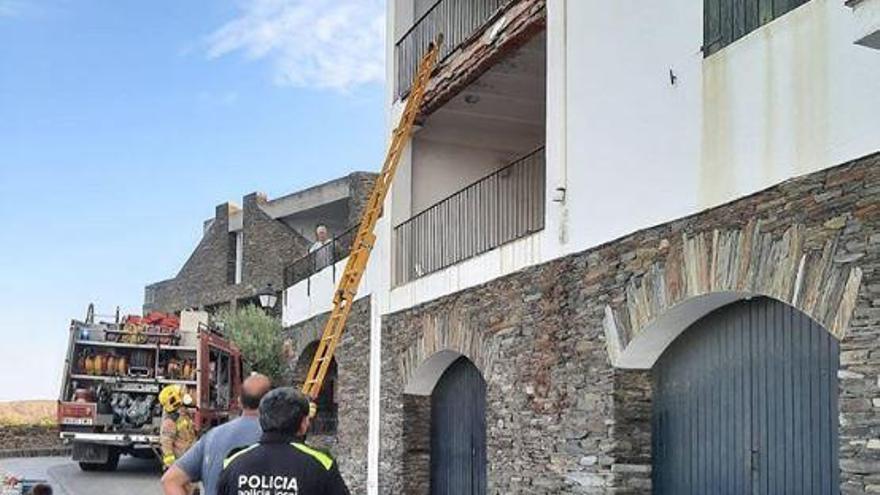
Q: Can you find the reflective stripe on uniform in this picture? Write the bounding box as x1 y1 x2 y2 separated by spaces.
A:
223 443 259 469
291 443 333 471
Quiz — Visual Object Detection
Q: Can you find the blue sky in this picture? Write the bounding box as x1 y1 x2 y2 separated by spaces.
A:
0 0 386 401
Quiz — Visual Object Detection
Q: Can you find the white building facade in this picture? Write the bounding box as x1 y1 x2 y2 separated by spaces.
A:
283 1 880 493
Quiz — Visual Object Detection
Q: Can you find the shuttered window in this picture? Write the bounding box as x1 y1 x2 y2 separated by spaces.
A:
704 0 811 56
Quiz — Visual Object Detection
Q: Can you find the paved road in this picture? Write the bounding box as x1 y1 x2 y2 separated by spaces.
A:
0 456 162 495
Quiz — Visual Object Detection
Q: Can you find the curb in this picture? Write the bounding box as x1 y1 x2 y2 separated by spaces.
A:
0 448 72 459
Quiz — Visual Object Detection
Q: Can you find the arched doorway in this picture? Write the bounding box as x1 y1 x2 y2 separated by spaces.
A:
291 341 338 435
431 356 487 495
652 297 840 494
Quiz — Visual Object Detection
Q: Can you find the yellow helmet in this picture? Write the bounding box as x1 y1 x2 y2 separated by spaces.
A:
159 385 185 413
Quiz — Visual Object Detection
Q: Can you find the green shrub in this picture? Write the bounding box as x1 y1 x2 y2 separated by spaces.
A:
214 305 285 385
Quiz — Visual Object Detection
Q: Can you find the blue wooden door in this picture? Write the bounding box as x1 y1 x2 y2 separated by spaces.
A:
431 356 487 495
653 297 840 494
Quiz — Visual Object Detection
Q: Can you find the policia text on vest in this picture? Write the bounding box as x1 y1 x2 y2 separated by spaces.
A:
218 434 349 495
217 384 351 495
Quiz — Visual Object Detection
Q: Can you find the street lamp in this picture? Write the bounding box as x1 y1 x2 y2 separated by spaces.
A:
257 283 278 310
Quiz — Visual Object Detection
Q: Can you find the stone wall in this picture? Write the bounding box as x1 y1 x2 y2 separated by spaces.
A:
283 297 371 494
144 173 376 315
0 426 67 458
241 192 312 292
145 202 236 313
144 198 309 314
379 152 880 494
347 172 378 228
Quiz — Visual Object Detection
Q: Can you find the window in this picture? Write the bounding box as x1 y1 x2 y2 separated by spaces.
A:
234 232 243 284
704 0 810 56
227 231 243 285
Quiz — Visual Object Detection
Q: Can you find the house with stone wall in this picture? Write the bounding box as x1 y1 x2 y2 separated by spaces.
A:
281 1 880 494
144 172 375 315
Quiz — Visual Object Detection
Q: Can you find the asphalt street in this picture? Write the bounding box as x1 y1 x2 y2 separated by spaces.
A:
0 456 162 495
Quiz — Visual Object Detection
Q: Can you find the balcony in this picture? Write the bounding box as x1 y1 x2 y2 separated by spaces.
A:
283 225 358 290
396 0 511 99
282 222 375 327
394 146 545 285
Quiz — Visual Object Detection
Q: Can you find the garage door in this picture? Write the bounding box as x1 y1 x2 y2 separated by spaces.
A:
431 356 487 495
652 297 839 494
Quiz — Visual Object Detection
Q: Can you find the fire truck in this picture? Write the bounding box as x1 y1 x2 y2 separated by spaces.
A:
57 305 242 471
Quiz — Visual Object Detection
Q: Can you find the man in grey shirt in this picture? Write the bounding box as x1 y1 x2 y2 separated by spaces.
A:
161 373 271 495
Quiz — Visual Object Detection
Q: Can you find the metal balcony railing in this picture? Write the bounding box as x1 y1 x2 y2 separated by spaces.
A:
283 225 358 289
395 0 512 99
394 146 545 285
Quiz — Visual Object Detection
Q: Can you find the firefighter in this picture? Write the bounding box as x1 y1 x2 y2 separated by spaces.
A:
162 373 272 495
158 384 197 470
216 387 350 495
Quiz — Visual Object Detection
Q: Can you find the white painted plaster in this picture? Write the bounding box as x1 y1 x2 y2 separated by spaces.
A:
410 139 508 213
224 177 352 233
404 349 462 396
407 33 545 217
234 231 243 285
366 284 384 495
260 178 351 220
542 0 568 261
613 292 750 369
561 0 703 255
380 0 880 320
366 33 407 487
281 258 373 327
388 231 543 314
561 0 880 256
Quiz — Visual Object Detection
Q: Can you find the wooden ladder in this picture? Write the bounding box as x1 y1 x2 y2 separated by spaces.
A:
301 38 442 401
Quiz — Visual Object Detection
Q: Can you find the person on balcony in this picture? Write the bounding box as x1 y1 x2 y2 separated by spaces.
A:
309 224 333 270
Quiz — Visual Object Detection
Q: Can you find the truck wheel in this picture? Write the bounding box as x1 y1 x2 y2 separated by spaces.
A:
78 462 100 472
101 449 121 471
78 449 120 472
129 448 154 460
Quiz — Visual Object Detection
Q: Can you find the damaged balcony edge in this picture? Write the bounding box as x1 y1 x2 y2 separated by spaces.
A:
402 0 547 118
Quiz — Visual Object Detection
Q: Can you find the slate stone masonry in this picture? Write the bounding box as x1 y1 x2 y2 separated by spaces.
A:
283 297 371 494
379 152 880 494
144 173 376 315
347 172 378 228
144 198 310 315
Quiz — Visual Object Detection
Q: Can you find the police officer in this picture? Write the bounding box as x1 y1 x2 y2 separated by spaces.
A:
158 384 197 470
217 387 350 495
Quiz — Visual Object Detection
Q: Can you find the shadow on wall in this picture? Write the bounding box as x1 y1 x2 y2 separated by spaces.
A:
289 341 338 439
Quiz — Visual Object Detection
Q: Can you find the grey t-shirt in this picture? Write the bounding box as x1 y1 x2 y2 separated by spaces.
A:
175 415 262 495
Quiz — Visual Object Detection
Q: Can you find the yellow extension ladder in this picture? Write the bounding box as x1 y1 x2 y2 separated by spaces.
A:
301 39 442 401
